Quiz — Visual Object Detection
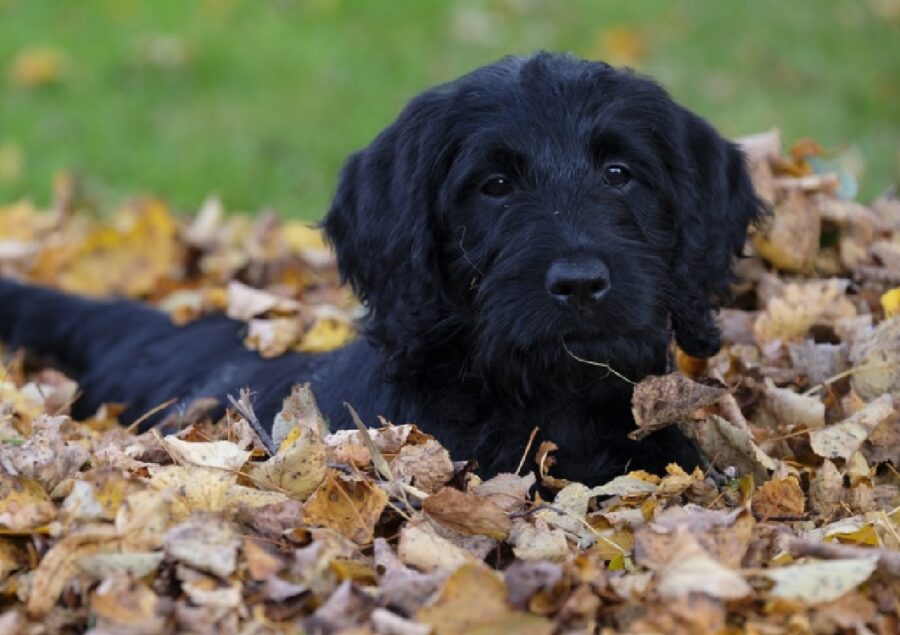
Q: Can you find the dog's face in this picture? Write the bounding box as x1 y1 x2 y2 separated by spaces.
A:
325 54 761 399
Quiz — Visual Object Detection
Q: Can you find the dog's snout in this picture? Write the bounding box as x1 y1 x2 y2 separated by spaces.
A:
545 257 611 307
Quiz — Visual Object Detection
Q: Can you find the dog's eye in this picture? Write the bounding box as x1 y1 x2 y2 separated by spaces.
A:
481 176 514 197
602 164 631 188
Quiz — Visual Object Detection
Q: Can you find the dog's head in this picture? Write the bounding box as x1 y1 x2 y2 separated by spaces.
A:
324 53 762 396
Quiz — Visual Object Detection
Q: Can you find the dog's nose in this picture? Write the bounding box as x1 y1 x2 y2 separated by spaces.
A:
545 257 611 307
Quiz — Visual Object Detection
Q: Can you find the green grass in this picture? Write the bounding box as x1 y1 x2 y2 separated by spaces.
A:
1 0 898 219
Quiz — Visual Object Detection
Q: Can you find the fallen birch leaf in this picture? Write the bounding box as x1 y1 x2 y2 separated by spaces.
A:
765 558 878 604
654 527 752 600
809 394 894 460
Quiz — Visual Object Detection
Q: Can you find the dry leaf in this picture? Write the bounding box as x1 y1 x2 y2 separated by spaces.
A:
508 519 570 561
270 382 329 449
417 563 553 635
0 414 89 491
752 477 806 518
849 316 900 400
246 418 328 500
809 394 894 460
753 189 820 271
302 472 388 544
397 524 474 572
755 278 857 347
90 574 167 635
654 527 752 600
764 378 826 428
423 487 512 540
475 472 535 513
164 513 240 578
765 558 878 603
225 279 301 320
630 374 726 440
0 473 56 530
682 414 776 481
390 440 455 495
26 526 120 616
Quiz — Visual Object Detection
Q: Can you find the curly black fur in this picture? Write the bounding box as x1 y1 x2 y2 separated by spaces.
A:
0 53 762 484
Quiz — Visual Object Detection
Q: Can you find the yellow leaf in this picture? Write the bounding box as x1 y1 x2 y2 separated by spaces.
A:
302 472 388 544
295 311 356 353
58 199 181 296
881 287 900 318
0 473 56 531
247 421 327 500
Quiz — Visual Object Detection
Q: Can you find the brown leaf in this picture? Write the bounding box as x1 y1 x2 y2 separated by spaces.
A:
475 472 535 513
636 505 754 570
752 476 806 518
423 487 512 540
302 472 388 544
417 563 553 635
808 460 844 515
90 574 167 634
753 189 820 271
630 373 726 440
682 414 776 481
390 439 455 494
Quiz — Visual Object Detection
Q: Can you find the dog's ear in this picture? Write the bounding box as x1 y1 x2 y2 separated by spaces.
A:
323 90 454 354
667 111 764 357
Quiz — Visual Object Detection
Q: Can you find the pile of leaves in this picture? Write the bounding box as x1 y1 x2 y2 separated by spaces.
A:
0 130 898 634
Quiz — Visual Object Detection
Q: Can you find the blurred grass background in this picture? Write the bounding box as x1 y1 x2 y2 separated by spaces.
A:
0 0 898 219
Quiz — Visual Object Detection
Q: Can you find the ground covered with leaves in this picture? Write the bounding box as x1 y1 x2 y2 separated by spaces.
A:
0 130 899 633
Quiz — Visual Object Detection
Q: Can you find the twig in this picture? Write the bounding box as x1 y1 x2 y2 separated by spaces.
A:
802 361 899 397
228 388 276 455
125 397 179 433
515 426 539 476
562 342 635 385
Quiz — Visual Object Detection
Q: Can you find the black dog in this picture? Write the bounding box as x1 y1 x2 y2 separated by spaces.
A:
0 53 761 484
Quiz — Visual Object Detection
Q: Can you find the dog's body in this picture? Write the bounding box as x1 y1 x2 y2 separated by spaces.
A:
0 54 761 484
